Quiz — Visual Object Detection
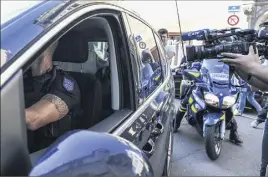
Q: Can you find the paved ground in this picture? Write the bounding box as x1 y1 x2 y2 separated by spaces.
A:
171 101 265 176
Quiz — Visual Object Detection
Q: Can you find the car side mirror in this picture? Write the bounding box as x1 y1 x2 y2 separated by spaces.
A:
29 130 154 177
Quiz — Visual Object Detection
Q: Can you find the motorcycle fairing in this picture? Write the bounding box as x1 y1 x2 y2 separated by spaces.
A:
203 112 225 137
183 69 202 82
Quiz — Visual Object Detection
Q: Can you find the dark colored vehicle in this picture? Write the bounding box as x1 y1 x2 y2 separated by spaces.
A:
1 1 177 176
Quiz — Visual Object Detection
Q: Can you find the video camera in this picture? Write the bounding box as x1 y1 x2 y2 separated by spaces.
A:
181 28 268 61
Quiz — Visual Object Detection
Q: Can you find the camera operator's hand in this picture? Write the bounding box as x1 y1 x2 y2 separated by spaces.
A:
220 46 260 76
219 46 268 91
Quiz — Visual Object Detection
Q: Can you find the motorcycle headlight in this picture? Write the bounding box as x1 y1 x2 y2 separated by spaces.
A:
222 96 236 109
204 93 219 107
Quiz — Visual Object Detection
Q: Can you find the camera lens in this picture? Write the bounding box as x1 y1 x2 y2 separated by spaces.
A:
186 41 251 61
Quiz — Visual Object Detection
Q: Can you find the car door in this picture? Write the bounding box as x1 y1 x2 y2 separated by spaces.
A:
1 70 32 176
111 12 176 177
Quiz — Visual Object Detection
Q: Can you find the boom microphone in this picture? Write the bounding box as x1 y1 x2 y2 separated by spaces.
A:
181 29 210 41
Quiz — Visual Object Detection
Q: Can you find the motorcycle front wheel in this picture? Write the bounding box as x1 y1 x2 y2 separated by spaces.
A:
204 123 222 160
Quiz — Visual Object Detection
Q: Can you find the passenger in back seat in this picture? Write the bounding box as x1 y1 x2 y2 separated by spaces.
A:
24 41 81 152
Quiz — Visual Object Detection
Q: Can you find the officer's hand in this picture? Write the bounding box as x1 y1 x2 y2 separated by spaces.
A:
219 46 261 75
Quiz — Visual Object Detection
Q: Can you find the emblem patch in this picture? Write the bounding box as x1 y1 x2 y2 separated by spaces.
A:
63 77 74 92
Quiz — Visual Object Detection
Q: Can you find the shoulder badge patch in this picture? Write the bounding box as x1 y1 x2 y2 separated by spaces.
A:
63 77 74 92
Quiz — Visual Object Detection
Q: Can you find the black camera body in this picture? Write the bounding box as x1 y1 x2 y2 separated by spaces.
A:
186 41 251 61
183 28 268 61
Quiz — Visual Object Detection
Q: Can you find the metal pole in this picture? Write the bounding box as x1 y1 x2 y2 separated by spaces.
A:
175 0 186 61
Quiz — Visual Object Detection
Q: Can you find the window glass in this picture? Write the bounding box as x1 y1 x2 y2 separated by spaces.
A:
122 13 142 105
153 32 168 78
126 15 163 101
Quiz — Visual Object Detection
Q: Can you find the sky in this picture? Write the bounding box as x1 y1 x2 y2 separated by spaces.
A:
1 1 251 31
1 1 42 24
122 1 250 32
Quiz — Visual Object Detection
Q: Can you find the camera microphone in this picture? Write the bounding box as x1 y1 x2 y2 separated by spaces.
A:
181 29 210 41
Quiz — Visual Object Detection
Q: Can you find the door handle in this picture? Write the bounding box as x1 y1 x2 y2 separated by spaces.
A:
152 122 164 137
142 138 155 157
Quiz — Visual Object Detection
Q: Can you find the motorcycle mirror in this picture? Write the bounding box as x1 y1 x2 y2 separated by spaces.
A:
29 130 154 177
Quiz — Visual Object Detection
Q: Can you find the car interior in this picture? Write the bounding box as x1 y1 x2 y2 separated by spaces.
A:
23 16 122 164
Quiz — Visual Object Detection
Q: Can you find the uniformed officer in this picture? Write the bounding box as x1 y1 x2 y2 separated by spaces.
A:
24 41 81 152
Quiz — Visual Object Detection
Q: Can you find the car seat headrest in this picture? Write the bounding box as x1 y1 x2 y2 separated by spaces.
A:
53 31 88 63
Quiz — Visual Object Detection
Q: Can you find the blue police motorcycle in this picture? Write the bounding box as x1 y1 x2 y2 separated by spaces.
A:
178 59 241 160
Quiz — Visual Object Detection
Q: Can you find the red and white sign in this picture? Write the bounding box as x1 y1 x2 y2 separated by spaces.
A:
227 15 239 26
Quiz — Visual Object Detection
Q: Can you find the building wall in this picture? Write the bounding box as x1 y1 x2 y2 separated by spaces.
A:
242 0 268 29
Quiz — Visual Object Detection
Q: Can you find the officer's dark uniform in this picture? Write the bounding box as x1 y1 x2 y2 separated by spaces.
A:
24 66 81 153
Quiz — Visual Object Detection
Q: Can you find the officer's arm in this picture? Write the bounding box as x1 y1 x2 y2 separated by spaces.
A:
25 94 69 131
25 73 80 131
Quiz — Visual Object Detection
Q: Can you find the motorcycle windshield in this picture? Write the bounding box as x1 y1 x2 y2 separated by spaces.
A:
201 59 236 96
202 59 229 82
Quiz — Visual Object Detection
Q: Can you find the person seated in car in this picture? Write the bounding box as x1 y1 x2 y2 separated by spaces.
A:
24 41 81 151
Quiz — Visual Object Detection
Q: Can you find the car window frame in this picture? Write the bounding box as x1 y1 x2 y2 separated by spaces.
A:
1 6 130 111
153 32 169 78
124 13 164 104
0 4 127 87
120 12 142 108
